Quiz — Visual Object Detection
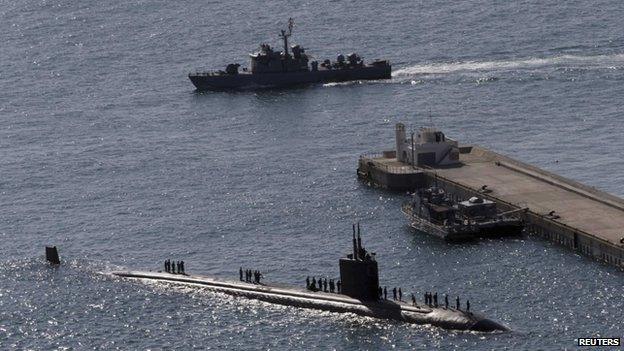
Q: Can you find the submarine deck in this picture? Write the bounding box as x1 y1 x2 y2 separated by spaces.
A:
112 270 434 314
359 146 624 267
110 270 506 331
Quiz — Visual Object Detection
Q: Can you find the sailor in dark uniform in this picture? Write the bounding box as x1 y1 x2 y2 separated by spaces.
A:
378 286 383 299
466 300 470 312
323 278 328 292
392 287 397 300
311 277 317 291
306 276 310 289
383 286 387 300
336 280 341 293
445 294 449 309
180 261 185 274
433 292 438 307
240 267 244 281
398 288 402 301
317 278 322 290
411 294 416 306
456 296 460 310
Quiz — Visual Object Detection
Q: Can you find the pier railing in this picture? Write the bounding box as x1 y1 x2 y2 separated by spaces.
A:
359 152 386 159
359 152 420 174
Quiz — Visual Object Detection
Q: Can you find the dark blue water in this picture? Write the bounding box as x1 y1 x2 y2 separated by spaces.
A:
2 0 624 349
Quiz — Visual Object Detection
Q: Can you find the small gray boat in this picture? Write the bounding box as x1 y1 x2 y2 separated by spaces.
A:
402 187 526 241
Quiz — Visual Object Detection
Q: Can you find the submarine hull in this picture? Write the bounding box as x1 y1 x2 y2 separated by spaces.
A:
112 270 508 332
188 64 391 90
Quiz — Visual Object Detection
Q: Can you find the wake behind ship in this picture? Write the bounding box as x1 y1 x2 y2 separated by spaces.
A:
188 19 391 90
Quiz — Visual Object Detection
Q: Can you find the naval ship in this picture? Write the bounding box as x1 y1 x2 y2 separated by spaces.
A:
402 187 526 241
188 19 392 90
111 225 508 332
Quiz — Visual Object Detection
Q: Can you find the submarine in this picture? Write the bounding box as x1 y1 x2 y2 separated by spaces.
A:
112 225 508 332
188 19 392 90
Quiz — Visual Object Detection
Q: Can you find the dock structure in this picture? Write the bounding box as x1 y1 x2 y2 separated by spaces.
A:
358 124 624 269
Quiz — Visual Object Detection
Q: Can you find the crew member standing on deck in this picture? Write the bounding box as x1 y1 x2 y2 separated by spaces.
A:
384 286 387 300
398 288 402 301
240 267 244 281
445 294 449 309
336 280 341 293
456 296 460 310
392 287 397 300
466 300 470 312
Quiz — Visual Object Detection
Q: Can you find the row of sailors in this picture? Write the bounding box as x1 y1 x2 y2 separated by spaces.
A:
380 286 403 301
301 280 472 312
381 287 470 311
236 269 472 311
239 267 263 284
424 291 470 312
306 276 340 293
164 259 185 274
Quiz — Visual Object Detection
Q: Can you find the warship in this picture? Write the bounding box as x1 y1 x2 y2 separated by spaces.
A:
110 225 508 332
402 187 526 241
188 19 391 90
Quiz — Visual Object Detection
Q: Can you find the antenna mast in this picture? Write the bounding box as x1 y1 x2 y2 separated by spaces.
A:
428 108 433 127
279 18 294 57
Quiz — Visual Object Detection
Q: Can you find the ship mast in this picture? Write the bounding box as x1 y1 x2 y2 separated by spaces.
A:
279 18 294 57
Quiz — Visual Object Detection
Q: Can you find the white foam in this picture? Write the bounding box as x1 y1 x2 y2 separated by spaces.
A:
393 53 624 77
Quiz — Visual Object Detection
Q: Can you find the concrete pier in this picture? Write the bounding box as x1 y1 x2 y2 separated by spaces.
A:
358 136 624 269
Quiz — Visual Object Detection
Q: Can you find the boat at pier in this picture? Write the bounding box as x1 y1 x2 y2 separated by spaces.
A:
402 187 525 241
188 19 392 90
112 225 508 331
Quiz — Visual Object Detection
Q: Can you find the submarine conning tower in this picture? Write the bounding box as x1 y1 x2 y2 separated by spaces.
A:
339 224 380 301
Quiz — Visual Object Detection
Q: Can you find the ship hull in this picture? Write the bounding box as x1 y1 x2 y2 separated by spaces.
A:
112 270 508 332
188 65 391 90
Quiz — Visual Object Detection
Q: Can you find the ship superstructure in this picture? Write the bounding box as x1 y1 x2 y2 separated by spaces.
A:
402 187 525 241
